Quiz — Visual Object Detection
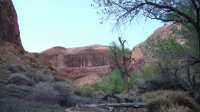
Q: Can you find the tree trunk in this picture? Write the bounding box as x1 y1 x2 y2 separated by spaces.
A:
195 23 200 58
124 75 129 93
198 34 200 58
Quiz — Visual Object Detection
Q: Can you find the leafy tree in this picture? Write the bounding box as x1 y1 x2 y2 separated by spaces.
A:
93 0 200 100
109 37 133 93
149 25 200 102
93 0 200 58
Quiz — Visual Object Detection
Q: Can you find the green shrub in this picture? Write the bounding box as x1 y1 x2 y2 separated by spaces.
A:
74 83 95 97
82 68 151 93
92 69 124 93
129 68 151 90
142 90 200 112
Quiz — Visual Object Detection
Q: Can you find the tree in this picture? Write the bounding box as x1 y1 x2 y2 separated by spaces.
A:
93 0 200 58
149 25 200 102
109 37 133 93
93 0 200 101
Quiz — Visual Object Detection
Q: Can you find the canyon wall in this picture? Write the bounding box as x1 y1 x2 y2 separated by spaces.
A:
39 45 112 85
131 24 173 71
0 0 24 52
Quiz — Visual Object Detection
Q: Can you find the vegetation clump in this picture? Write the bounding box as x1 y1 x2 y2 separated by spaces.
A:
142 90 200 112
7 73 35 86
27 81 78 107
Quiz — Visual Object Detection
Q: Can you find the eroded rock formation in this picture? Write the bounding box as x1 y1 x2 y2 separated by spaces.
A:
39 45 112 85
0 0 24 52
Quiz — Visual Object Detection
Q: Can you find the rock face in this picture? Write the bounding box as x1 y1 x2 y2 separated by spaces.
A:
39 45 112 85
131 24 173 71
0 0 56 77
0 0 24 52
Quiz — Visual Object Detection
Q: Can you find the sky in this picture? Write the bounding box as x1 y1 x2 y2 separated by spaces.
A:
12 0 163 53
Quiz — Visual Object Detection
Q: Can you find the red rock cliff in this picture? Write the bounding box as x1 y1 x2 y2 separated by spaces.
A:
0 0 57 77
131 24 173 71
39 45 112 85
0 0 24 52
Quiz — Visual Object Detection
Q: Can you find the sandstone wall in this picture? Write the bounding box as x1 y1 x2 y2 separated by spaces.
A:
39 45 112 84
0 0 24 52
131 24 173 71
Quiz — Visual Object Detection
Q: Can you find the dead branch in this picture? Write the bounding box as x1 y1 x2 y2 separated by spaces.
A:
78 102 146 108
102 93 121 103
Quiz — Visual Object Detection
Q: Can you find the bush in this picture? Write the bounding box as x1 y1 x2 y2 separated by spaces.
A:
1 84 32 98
75 84 95 97
0 98 26 112
0 68 11 81
128 68 151 90
25 71 55 83
7 73 35 86
142 90 200 112
89 69 124 93
7 71 57 86
27 82 60 105
53 81 76 106
160 104 192 112
138 73 182 93
6 64 25 73
0 98 65 112
27 81 77 107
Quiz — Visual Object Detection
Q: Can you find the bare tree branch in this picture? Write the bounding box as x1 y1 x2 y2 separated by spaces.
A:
144 0 197 27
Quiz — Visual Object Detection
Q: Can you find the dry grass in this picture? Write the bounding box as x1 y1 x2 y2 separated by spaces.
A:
159 104 192 112
141 90 200 112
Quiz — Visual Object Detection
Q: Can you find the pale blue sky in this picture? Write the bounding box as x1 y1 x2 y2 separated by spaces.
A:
12 0 163 53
